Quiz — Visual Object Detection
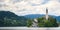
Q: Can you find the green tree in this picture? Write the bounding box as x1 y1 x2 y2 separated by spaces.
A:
27 19 33 27
37 17 45 27
37 16 59 27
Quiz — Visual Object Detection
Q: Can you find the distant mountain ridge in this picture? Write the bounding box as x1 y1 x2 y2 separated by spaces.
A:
24 14 45 19
24 14 60 22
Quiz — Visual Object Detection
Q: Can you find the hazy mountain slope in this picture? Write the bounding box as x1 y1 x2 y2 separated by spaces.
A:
0 11 27 27
24 14 60 22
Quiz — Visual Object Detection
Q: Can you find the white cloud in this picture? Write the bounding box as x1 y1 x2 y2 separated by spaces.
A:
0 0 60 16
42 0 60 16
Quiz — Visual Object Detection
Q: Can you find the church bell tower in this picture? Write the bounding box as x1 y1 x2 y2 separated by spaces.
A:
46 8 48 20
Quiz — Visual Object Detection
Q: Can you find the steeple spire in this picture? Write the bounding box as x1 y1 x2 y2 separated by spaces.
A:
46 8 48 20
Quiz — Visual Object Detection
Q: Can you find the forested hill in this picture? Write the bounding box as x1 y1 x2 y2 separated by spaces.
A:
0 11 60 27
0 11 27 27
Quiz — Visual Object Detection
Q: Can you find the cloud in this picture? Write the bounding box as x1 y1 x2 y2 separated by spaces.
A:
42 0 60 16
9 0 23 4
0 0 60 16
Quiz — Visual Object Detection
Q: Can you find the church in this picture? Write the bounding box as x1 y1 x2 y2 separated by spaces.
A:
32 8 49 27
27 8 58 27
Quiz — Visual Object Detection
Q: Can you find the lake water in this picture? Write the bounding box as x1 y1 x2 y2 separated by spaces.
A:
0 27 60 30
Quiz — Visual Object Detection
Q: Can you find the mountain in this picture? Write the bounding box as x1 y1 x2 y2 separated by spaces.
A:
0 11 60 27
25 14 45 19
55 16 60 22
24 14 60 22
0 11 27 27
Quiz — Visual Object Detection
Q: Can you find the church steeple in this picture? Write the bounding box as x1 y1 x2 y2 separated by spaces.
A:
46 8 48 20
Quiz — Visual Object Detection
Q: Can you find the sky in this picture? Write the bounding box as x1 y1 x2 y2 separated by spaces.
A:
0 0 60 16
